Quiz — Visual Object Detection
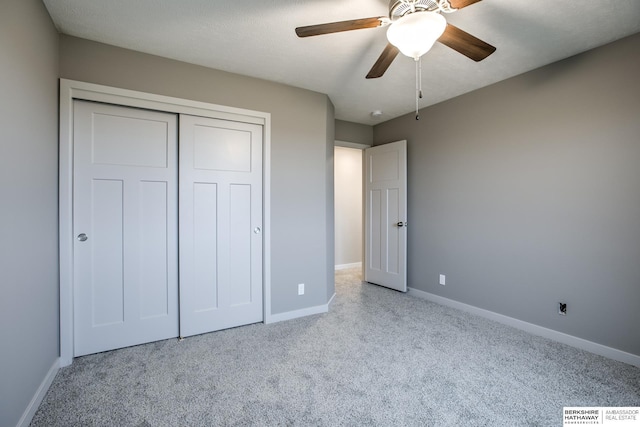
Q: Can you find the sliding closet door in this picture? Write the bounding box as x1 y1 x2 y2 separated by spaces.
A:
73 100 179 357
179 115 263 337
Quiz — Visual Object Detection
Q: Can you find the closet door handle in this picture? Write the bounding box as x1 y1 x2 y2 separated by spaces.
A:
254 227 261 234
77 233 88 242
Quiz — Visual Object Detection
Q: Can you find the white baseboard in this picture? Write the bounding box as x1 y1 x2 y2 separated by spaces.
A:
266 299 333 324
335 262 362 271
17 358 59 427
408 287 640 368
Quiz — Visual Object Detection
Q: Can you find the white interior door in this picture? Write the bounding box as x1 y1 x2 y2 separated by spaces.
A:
73 100 179 356
179 115 263 337
364 140 407 292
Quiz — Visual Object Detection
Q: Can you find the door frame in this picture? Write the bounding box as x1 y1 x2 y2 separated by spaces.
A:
59 79 272 367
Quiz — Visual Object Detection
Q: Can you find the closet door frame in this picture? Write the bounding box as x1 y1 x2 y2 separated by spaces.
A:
59 79 272 367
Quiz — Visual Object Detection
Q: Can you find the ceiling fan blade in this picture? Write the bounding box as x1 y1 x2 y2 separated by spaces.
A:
448 0 482 9
366 43 400 79
438 24 496 62
295 17 385 37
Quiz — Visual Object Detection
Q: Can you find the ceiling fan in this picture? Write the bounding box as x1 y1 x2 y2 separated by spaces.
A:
295 0 496 79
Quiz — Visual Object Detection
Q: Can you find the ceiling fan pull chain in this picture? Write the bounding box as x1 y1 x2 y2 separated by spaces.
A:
415 57 423 120
415 59 419 120
419 56 423 100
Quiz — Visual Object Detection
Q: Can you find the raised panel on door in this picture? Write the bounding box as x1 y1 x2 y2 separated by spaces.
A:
364 140 407 292
90 179 124 326
192 182 219 312
387 188 400 275
179 115 263 337
229 184 253 307
369 189 382 271
73 100 179 357
139 180 171 319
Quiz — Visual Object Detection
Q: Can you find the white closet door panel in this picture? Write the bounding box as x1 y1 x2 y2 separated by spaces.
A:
193 126 252 172
139 180 171 319
180 115 263 338
92 113 169 168
73 100 179 357
90 179 125 326
229 184 252 306
193 182 219 312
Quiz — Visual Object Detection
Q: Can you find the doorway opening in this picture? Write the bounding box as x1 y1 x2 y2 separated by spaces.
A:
334 144 367 282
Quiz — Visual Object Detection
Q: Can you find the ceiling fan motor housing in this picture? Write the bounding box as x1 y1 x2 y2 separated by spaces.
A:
388 0 454 20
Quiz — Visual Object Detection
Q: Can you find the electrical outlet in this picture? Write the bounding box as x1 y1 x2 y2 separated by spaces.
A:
439 274 446 286
558 302 567 316
298 283 305 296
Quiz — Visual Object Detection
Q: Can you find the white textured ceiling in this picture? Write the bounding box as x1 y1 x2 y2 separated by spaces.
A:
43 0 640 125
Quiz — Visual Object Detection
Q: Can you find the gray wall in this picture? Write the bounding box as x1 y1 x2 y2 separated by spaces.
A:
335 119 373 146
374 33 640 357
59 35 334 314
0 1 60 426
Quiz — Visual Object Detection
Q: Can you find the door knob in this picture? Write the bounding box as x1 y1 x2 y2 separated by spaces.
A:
254 227 261 234
396 222 407 227
77 233 88 242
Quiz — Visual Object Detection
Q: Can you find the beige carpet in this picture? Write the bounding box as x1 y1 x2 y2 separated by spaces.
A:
31 267 639 426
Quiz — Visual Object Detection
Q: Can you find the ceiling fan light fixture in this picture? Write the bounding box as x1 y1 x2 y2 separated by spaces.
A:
386 11 446 60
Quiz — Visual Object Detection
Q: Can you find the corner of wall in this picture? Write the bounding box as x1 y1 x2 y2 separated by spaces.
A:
326 98 336 303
